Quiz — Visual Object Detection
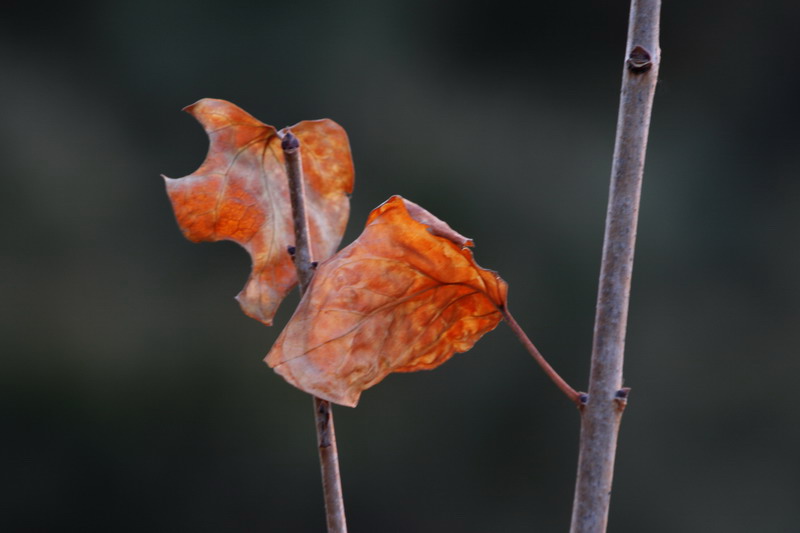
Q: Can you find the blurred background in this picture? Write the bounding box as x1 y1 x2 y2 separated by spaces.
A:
3 1 799 531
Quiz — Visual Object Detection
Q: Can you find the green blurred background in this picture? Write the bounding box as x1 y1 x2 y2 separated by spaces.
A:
3 1 799 531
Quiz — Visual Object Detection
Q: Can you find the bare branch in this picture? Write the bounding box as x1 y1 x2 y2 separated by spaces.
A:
569 1 661 532
282 131 349 533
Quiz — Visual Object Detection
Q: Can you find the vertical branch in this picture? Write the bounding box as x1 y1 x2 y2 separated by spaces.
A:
283 131 315 291
569 1 660 532
282 131 348 533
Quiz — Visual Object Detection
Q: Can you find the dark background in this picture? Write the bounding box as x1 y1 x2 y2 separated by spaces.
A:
3 1 799 531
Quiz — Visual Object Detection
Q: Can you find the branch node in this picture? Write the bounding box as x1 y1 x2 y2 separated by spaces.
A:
577 392 589 412
626 45 652 73
281 130 300 152
287 245 296 256
614 387 631 411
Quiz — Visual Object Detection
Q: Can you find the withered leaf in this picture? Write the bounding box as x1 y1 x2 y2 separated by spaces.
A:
266 196 508 407
164 98 354 325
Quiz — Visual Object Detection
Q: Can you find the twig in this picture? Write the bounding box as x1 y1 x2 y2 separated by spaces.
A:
501 307 583 407
282 131 348 533
568 2 660 532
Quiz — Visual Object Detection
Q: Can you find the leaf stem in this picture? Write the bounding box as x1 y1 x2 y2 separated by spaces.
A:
502 307 583 407
569 2 660 531
282 131 348 533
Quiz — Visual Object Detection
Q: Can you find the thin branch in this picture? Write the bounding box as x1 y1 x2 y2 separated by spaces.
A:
569 2 661 532
502 307 583 407
282 131 348 533
283 132 315 291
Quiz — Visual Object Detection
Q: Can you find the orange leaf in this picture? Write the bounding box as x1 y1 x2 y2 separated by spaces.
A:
266 196 508 407
164 99 354 325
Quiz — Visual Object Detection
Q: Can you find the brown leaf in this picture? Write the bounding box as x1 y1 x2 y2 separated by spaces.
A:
266 196 508 407
164 99 354 325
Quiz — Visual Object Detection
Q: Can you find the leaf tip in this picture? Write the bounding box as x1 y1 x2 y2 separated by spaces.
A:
181 99 204 115
181 97 223 115
235 291 275 327
397 196 474 248
265 353 361 408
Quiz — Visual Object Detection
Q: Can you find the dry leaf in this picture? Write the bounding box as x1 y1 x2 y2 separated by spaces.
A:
266 196 508 406
164 98 354 325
